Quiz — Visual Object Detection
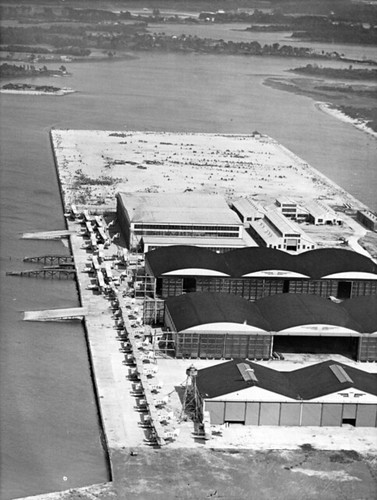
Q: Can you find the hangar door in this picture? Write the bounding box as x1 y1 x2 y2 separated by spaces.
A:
273 335 358 359
321 404 342 426
205 401 225 425
356 405 377 427
224 402 246 423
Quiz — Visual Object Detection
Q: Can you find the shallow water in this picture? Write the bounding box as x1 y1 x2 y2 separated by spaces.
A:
1 46 376 499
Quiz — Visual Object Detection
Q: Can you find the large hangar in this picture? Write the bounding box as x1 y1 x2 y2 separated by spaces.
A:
164 293 377 361
197 360 377 427
116 192 254 252
145 246 377 300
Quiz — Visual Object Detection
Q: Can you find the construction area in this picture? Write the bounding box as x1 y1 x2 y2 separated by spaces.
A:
44 208 375 447
17 129 375 499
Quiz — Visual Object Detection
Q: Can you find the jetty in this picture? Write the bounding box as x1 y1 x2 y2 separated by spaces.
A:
24 255 74 265
22 230 75 240
7 268 76 279
23 307 87 321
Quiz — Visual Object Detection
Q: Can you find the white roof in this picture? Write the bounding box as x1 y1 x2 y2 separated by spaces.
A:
141 235 254 248
232 198 265 216
249 219 281 246
305 200 337 219
117 192 242 226
276 196 297 206
265 209 302 236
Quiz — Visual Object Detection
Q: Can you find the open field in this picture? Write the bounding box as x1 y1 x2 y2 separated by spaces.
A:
17 448 377 500
51 129 375 256
52 130 368 211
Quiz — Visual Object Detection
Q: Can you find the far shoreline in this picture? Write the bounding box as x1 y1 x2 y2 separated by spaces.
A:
0 88 76 96
264 77 377 139
315 102 377 139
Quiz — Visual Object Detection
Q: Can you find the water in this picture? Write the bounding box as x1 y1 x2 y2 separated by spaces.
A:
1 46 376 499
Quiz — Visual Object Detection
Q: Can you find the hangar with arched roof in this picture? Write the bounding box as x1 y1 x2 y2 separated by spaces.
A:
164 293 377 361
145 246 377 300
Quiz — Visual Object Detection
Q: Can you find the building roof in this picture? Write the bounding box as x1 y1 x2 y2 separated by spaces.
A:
196 359 377 401
146 245 228 277
141 236 252 250
340 295 377 333
265 209 302 236
255 294 362 333
165 292 376 334
248 218 282 246
275 197 297 206
297 248 377 280
222 247 298 277
116 192 242 226
305 200 337 219
232 198 265 217
145 246 377 279
165 292 270 333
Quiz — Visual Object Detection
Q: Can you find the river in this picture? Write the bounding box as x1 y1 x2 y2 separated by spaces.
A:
0 41 376 499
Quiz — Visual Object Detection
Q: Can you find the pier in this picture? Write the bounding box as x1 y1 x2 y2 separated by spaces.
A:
24 255 74 265
23 307 87 321
7 268 76 279
22 230 75 240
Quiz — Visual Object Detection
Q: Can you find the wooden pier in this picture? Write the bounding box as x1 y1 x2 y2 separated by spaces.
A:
24 255 74 265
22 230 75 240
24 307 87 321
7 268 76 279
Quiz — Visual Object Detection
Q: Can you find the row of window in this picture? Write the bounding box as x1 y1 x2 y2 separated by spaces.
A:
133 223 240 232
135 230 240 238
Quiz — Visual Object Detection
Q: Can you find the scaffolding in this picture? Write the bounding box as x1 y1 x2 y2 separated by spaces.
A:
143 297 165 325
180 365 202 423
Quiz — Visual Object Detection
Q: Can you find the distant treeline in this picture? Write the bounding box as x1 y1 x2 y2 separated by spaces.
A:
2 82 61 92
0 62 66 77
0 24 351 62
290 65 377 81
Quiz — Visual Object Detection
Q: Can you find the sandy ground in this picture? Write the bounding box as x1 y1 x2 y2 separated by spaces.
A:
51 129 376 254
51 129 368 211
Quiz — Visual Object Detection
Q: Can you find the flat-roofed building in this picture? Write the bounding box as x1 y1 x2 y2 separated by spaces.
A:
197 360 377 427
248 209 316 252
116 192 253 252
275 197 298 219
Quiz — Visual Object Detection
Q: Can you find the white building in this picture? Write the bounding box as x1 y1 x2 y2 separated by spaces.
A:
116 192 256 252
248 209 316 252
305 200 343 225
232 198 265 224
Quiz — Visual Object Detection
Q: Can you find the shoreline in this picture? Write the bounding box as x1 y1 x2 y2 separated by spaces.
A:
49 132 113 478
315 101 377 139
263 77 377 140
0 88 75 96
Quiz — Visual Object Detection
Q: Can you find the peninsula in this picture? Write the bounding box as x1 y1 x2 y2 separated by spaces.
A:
1 83 75 95
27 128 375 499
